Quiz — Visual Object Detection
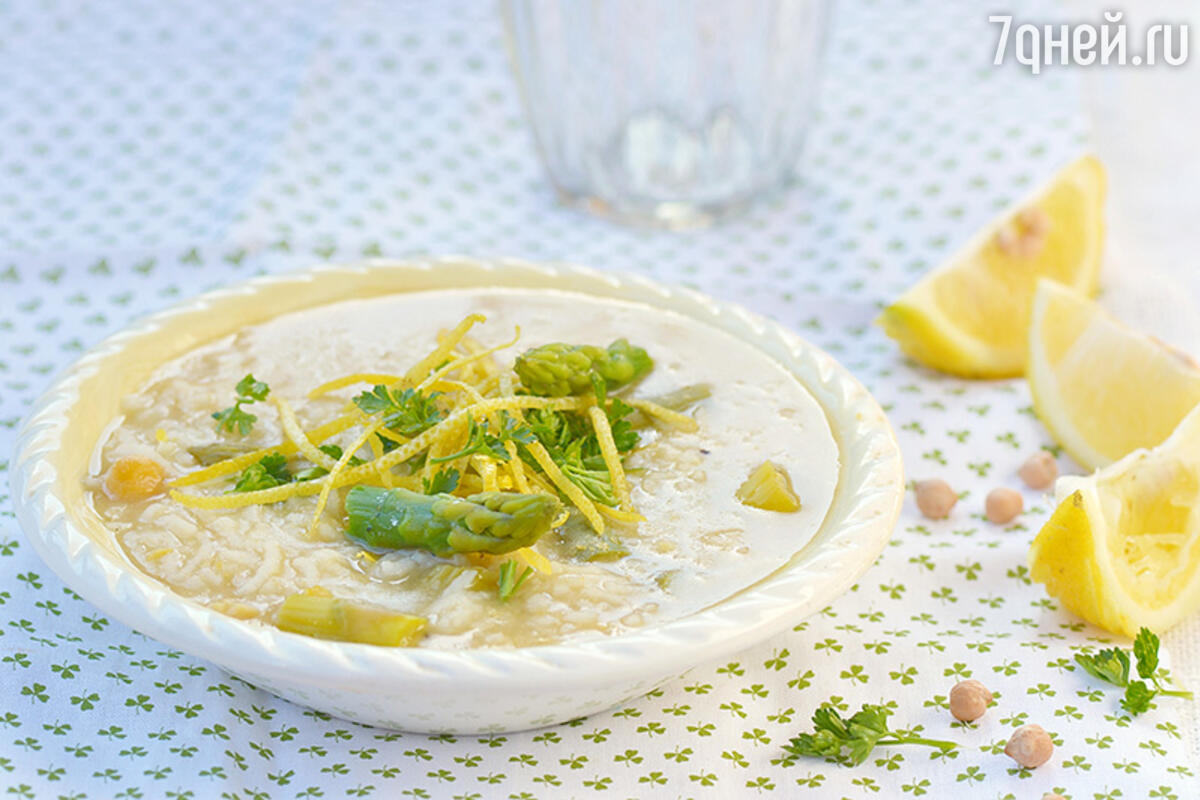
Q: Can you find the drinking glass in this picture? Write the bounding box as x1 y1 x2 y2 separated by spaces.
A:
502 0 829 229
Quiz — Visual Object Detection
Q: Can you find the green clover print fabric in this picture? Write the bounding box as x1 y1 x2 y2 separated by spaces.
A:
2 1 1197 798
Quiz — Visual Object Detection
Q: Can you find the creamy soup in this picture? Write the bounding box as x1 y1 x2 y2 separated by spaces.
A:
86 288 839 648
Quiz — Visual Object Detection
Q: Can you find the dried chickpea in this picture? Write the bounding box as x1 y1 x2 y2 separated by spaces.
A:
985 488 1023 525
1018 451 1058 490
915 479 956 520
1004 723 1054 768
948 679 993 722
104 456 166 501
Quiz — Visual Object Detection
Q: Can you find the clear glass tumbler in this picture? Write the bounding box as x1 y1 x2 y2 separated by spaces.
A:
502 0 829 229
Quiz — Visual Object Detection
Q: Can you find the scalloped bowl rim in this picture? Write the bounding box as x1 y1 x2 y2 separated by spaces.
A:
11 257 903 697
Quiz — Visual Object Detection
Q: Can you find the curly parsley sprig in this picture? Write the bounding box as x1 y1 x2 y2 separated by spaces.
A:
1075 627 1193 715
229 445 361 493
784 703 956 767
353 385 444 438
429 415 534 465
422 467 460 495
212 374 270 436
517 398 639 507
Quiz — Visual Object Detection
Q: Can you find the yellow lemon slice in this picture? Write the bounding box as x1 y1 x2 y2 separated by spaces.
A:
878 155 1106 377
1029 404 1200 636
1028 279 1200 470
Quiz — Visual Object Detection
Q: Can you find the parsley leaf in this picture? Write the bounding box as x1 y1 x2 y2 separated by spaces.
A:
558 439 617 506
785 703 955 767
1133 627 1159 679
1074 627 1193 717
230 453 291 493
234 374 270 402
496 560 534 602
212 373 270 436
317 443 360 463
497 412 537 447
212 406 257 436
292 444 363 481
1121 680 1156 714
353 386 444 438
429 416 533 465
1074 647 1130 688
422 468 460 495
232 445 367 489
518 402 640 507
606 397 639 452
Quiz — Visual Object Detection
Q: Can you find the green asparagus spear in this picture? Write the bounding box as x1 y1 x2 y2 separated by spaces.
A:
555 517 630 562
344 486 560 557
188 441 258 465
514 339 653 397
276 591 426 646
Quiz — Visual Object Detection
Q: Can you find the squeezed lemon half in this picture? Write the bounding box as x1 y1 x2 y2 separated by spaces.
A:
1027 279 1200 470
878 155 1106 377
1029 404 1200 637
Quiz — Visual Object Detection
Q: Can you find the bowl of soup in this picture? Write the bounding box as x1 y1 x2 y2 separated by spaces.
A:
11 257 903 732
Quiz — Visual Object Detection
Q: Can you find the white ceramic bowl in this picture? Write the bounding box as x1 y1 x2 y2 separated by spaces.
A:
11 258 903 733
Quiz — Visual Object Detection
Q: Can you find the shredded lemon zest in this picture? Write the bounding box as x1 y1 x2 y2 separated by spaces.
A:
372 395 583 482
496 373 532 494
155 428 168 443
460 335 501 376
471 373 501 397
306 422 383 539
474 455 499 492
551 508 570 528
405 314 486 383
419 326 519 391
626 398 699 432
503 441 531 493
367 433 392 488
473 354 498 385
389 474 423 492
588 405 633 512
373 425 408 448
426 378 486 405
273 397 338 472
525 440 604 533
356 550 378 564
597 505 646 524
171 413 359 487
307 373 406 399
511 546 554 575
175 396 590 509
146 547 172 561
458 473 484 495
422 414 471 482
172 482 316 509
527 471 557 495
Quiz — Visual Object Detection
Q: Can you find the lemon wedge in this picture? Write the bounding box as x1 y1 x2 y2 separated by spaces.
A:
878 155 1106 377
1028 279 1200 470
1029 404 1200 637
